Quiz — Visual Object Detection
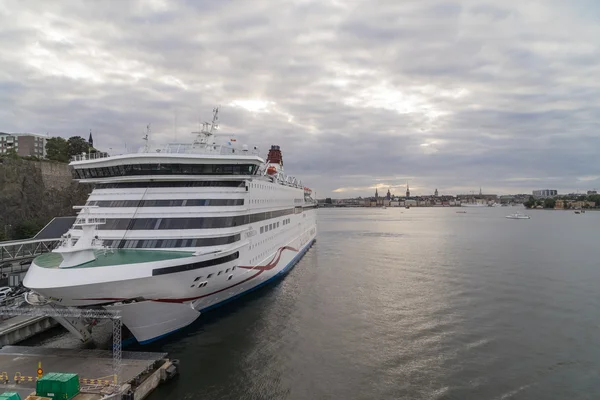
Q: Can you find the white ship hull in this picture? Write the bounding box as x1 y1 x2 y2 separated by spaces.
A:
25 210 317 343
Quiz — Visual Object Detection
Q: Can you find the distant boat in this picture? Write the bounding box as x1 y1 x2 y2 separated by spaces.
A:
574 210 581 214
505 213 530 219
456 211 467 214
461 203 487 207
382 206 387 209
405 205 410 209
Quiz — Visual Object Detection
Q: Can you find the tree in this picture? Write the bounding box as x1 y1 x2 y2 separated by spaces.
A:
524 196 536 209
543 198 556 209
46 137 69 162
67 136 91 158
1 147 19 159
13 220 43 240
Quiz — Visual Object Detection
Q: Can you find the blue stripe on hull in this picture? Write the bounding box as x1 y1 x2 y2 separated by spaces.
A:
137 238 316 345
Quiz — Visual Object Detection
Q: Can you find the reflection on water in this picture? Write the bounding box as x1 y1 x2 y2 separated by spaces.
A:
28 208 600 399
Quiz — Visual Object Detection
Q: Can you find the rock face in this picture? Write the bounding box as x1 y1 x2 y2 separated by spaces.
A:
0 158 91 235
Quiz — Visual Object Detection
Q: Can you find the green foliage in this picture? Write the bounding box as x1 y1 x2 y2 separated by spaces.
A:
67 136 91 158
543 198 556 209
46 137 69 162
1 147 19 159
13 220 44 240
524 196 536 209
587 194 600 206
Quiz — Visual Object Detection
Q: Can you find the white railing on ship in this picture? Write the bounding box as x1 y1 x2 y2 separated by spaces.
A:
71 144 261 162
71 152 111 162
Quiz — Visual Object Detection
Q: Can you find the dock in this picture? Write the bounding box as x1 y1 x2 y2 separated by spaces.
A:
0 346 177 399
0 316 58 347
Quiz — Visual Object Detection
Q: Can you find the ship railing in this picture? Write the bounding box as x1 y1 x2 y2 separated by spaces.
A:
71 152 111 162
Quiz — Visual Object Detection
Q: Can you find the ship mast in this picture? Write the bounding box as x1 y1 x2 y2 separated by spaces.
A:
192 106 219 145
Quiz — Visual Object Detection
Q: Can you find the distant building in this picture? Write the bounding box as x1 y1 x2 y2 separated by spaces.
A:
0 132 47 158
588 190 598 195
434 188 438 197
532 189 557 198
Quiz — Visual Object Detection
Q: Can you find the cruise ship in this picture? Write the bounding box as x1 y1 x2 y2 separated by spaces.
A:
23 109 318 344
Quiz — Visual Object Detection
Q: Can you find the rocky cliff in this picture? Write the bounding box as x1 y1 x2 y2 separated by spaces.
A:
0 158 91 237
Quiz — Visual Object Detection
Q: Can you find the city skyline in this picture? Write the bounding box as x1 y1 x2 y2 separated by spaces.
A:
1 0 599 196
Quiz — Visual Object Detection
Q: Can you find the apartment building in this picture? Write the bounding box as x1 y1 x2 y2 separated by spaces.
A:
0 133 48 158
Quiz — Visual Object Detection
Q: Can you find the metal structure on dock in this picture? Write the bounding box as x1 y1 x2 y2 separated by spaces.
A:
0 306 122 384
0 239 61 263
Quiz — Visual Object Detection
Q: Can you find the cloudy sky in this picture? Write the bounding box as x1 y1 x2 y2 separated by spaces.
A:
1 0 599 197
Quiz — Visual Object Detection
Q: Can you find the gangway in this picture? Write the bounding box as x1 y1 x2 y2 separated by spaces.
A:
0 238 61 263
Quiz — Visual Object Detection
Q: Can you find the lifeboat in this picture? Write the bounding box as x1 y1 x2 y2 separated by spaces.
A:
266 165 277 175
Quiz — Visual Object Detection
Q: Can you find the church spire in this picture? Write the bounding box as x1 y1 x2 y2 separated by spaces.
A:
88 130 94 147
406 183 410 198
375 188 379 199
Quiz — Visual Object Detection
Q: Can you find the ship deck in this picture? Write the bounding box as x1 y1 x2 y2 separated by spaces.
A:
34 249 194 269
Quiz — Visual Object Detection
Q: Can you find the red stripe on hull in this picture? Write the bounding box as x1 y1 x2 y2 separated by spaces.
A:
75 246 299 304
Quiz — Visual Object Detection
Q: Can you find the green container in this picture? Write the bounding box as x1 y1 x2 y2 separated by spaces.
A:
0 393 22 400
36 372 80 400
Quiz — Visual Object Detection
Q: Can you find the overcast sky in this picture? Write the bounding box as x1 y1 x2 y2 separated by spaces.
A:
1 0 599 197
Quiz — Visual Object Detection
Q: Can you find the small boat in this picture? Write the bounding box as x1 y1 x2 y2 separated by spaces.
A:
456 211 467 213
505 213 530 219
574 210 581 214
382 206 387 209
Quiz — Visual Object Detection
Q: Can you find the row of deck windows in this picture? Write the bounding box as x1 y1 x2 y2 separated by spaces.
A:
84 208 296 230
102 234 240 249
87 199 244 207
260 221 280 234
94 181 245 189
73 164 258 179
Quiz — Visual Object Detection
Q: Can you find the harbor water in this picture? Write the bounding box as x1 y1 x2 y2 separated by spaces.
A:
32 208 600 399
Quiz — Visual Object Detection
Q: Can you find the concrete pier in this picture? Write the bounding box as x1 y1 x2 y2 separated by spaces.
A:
0 346 173 399
0 316 57 346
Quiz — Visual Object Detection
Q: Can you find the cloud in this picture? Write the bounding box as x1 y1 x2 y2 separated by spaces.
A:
1 0 599 196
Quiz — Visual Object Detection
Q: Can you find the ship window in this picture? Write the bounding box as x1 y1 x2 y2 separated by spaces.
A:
228 275 233 280
207 274 213 279
94 181 246 189
218 271 222 275
194 277 201 282
96 209 296 231
226 268 229 273
232 266 236 270
260 227 264 234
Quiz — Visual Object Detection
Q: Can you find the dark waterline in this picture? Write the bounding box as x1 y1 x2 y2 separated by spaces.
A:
27 208 600 399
